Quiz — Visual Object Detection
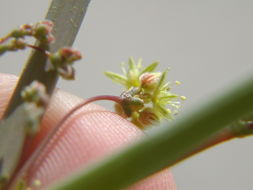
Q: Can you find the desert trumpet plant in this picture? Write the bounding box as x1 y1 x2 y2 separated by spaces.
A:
1 1 253 190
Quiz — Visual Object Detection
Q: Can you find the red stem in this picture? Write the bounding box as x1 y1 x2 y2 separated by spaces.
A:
26 44 51 56
7 95 122 190
178 129 235 163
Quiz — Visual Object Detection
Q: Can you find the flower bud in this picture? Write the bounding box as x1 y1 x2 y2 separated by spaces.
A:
139 72 160 90
59 47 82 63
33 20 55 43
40 20 54 32
138 108 159 127
21 81 49 107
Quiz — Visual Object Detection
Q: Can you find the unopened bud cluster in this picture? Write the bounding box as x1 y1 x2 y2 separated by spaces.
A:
0 38 26 55
21 81 49 107
0 20 82 80
47 47 82 80
0 20 55 55
105 57 185 128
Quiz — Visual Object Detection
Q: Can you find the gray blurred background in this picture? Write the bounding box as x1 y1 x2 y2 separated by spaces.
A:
1 0 253 189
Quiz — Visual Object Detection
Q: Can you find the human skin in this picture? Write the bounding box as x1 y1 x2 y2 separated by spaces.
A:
0 73 177 190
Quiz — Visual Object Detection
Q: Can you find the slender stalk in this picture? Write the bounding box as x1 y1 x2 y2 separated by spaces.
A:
179 128 235 161
3 0 91 117
7 95 121 190
26 44 50 56
51 73 253 190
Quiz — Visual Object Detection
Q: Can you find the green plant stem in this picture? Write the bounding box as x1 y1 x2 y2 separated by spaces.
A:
52 73 253 190
3 0 91 118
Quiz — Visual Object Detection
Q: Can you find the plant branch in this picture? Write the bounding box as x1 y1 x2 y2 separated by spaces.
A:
0 0 91 188
3 0 91 118
51 73 253 190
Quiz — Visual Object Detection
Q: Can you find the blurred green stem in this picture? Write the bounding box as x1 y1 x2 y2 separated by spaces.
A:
52 73 253 190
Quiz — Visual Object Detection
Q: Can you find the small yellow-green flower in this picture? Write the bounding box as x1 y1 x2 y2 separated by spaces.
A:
105 57 185 128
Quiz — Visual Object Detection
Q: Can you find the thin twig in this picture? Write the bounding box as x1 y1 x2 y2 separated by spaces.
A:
7 95 121 190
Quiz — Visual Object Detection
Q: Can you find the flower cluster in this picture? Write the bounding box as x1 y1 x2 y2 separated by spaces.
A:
32 20 55 43
0 38 26 56
0 20 82 80
47 47 82 80
21 81 49 135
0 20 55 56
105 57 185 128
21 81 49 107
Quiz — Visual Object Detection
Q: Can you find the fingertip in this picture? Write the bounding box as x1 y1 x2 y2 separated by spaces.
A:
0 73 18 118
25 110 140 188
25 109 176 190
